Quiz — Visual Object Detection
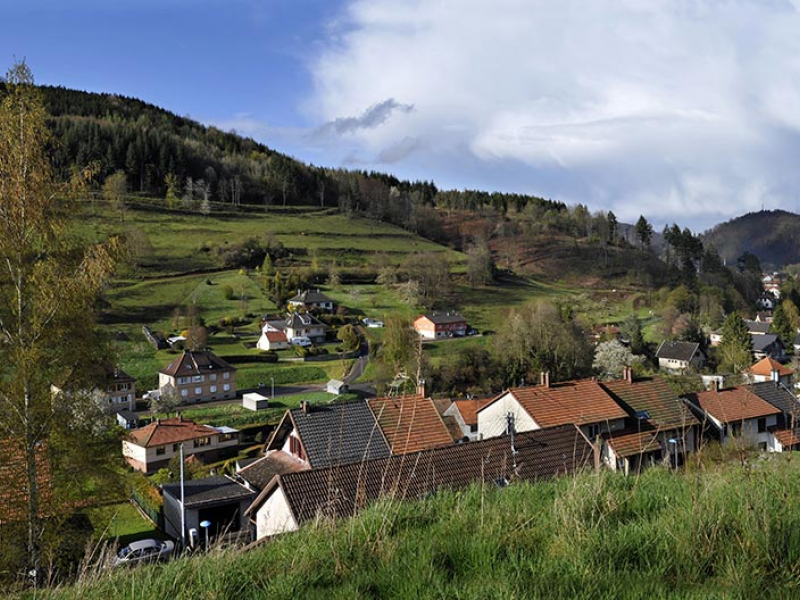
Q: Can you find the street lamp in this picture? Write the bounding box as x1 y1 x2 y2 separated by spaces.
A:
271 376 274 399
667 438 678 469
199 520 211 552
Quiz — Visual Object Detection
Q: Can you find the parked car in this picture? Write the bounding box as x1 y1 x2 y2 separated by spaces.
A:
363 318 384 328
114 539 174 567
142 390 160 402
291 336 313 347
466 328 478 336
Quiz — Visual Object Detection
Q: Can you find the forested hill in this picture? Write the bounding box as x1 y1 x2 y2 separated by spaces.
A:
13 85 565 235
702 210 800 268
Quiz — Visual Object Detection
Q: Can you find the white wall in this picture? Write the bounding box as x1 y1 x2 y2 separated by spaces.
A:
477 392 538 439
256 486 298 539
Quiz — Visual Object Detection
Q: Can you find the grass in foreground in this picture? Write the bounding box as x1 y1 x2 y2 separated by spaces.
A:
36 454 800 600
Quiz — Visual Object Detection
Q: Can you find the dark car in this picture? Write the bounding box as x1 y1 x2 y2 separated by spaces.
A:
114 538 175 567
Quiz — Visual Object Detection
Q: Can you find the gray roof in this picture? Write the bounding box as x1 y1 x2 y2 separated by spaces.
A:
656 341 701 362
237 451 308 490
746 320 771 335
421 312 467 325
161 475 254 508
748 382 800 417
250 424 592 524
267 401 391 469
752 333 782 353
289 289 334 304
285 312 327 330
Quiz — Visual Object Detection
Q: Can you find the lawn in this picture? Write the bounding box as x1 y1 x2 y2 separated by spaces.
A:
85 502 164 547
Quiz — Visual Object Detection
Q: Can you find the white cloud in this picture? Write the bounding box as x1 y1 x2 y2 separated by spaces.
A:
307 0 800 230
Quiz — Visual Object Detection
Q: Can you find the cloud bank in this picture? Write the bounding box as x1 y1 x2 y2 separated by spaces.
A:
307 0 800 231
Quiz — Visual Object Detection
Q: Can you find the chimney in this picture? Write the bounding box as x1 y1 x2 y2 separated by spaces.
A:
711 378 719 392
540 372 550 388
625 365 633 384
178 412 183 423
301 400 310 414
417 379 427 397
772 369 779 383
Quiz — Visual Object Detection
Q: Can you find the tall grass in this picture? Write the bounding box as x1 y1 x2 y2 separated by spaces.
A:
29 454 800 599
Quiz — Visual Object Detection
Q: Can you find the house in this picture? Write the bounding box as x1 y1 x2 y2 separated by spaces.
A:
743 357 794 386
752 333 785 361
103 366 137 412
265 400 391 468
287 289 335 313
245 423 594 540
161 475 255 544
443 397 494 441
413 312 468 340
51 365 137 414
122 416 240 473
655 341 705 373
748 381 800 428
367 394 456 454
283 312 327 344
756 293 777 311
256 324 289 351
683 385 781 450
477 373 628 442
709 330 723 347
754 311 773 324
158 350 236 404
600 369 700 473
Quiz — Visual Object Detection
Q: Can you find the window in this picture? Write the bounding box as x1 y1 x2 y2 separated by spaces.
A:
156 446 166 456
587 424 600 440
194 387 202 395
223 383 231 392
758 418 767 433
210 374 217 382
192 375 204 383
172 444 180 453
177 377 190 385
181 389 189 398
289 436 305 460
223 372 230 380
193 437 211 448
119 383 130 391
210 385 217 393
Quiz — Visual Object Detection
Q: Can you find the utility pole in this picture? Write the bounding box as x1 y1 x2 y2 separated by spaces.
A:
180 443 186 549
506 412 518 474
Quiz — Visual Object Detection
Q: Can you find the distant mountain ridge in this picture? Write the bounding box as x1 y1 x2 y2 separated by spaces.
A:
702 209 800 268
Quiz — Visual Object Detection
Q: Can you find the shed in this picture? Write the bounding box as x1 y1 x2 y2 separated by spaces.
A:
326 379 349 395
243 392 269 411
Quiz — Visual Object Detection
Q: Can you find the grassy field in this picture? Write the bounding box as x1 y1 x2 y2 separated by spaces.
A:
84 502 164 548
38 455 800 599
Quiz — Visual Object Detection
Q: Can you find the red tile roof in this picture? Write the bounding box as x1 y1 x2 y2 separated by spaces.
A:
125 417 220 448
368 395 454 455
0 440 54 525
747 357 794 378
265 330 288 343
452 398 494 427
604 426 661 458
769 427 800 448
686 387 781 424
503 379 628 427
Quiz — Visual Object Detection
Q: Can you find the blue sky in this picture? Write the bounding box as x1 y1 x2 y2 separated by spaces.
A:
4 0 800 232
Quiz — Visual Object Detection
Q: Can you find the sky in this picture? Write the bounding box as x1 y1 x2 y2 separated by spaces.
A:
3 0 800 233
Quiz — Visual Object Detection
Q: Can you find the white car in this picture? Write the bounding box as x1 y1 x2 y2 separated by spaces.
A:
114 539 174 567
362 318 384 328
291 336 312 347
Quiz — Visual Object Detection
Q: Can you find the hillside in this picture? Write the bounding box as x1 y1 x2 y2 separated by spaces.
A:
33 458 800 600
702 209 800 268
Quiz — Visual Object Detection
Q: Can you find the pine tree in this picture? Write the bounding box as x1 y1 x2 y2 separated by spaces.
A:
717 313 753 374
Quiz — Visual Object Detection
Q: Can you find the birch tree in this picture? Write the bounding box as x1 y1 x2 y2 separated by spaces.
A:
0 60 117 581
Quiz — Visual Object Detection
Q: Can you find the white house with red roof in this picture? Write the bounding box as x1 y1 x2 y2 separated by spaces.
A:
256 323 290 351
413 312 468 340
743 357 794 386
477 373 628 442
122 416 239 473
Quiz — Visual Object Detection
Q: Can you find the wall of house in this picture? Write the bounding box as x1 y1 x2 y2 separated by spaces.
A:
279 426 309 465
477 394 539 439
722 415 778 449
658 358 688 371
123 434 239 473
256 487 298 539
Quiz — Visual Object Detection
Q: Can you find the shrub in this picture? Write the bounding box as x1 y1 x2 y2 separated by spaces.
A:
222 285 235 300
